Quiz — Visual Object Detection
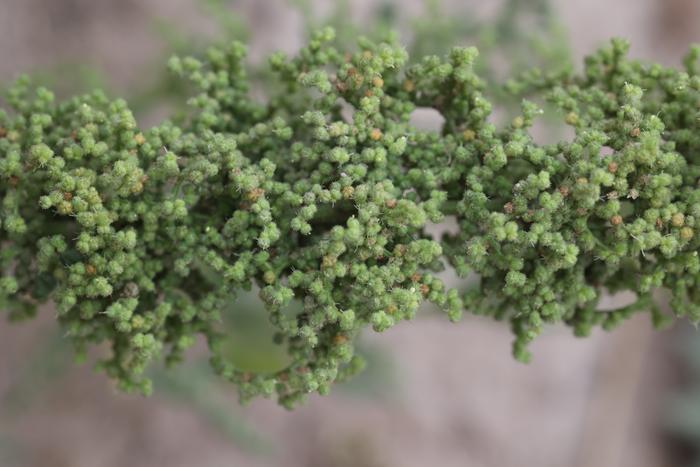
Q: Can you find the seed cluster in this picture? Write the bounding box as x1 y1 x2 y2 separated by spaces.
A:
1 30 699 407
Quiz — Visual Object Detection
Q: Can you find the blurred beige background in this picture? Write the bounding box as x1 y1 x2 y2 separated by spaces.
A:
1 1 699 467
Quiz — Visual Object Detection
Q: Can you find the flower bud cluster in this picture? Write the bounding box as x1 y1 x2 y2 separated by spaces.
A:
1 32 699 406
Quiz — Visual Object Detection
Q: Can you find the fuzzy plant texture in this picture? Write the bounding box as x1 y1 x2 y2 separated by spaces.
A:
1 28 700 408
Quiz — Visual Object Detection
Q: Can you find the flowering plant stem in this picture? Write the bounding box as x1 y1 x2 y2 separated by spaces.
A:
1 29 699 407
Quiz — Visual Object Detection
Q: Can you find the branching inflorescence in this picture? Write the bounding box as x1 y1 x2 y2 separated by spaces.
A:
1 28 700 407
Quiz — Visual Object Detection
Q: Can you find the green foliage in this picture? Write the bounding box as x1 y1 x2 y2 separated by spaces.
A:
149 359 271 452
665 328 700 467
1 28 700 408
